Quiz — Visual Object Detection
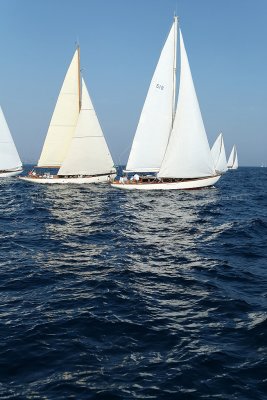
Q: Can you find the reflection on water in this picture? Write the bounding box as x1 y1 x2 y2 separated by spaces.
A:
0 168 266 399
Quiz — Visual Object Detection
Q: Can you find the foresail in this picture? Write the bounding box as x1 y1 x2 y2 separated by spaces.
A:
211 133 227 173
58 79 115 176
0 106 22 170
126 17 177 172
159 29 215 178
37 49 80 167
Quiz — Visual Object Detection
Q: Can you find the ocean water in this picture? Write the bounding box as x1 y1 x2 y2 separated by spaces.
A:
0 166 266 400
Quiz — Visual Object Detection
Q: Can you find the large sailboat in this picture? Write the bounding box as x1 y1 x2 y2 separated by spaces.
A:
21 47 116 184
0 106 22 177
111 17 220 190
211 133 228 174
227 145 238 170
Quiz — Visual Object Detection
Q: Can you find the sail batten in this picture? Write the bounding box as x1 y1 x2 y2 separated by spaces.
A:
126 17 178 173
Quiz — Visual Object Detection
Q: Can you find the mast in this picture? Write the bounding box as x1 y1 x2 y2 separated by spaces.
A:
77 45 82 111
172 15 178 126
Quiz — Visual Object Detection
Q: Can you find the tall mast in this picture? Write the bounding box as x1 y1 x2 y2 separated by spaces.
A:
172 15 178 126
77 45 82 111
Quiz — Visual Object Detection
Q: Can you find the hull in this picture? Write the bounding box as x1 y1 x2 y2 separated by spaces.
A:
111 175 221 191
19 173 116 184
0 168 23 178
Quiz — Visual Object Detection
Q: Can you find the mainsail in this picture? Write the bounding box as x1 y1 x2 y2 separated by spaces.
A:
126 17 177 172
0 106 22 170
37 49 80 167
158 29 215 178
58 79 115 176
211 133 227 173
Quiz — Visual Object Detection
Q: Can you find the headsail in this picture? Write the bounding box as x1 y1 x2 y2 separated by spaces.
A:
0 106 22 170
58 79 115 176
126 17 178 173
211 133 227 173
158 29 215 178
37 49 81 167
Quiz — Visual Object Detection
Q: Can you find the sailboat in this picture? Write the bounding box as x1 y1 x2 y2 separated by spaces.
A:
20 47 116 184
227 145 238 170
0 106 23 177
111 17 220 190
211 133 228 174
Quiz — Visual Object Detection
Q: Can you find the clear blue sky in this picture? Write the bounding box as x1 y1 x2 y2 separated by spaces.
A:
0 0 266 166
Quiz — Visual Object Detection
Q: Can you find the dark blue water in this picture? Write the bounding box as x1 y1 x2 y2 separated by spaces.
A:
0 167 266 400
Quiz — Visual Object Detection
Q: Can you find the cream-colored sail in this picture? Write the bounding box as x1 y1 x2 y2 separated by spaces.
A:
158 29 215 179
0 106 22 170
58 79 115 176
126 17 177 173
37 49 80 167
211 133 227 173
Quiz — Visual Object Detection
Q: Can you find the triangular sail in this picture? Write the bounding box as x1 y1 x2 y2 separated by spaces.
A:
158 29 215 178
0 106 22 170
227 145 238 169
58 79 115 176
126 17 177 173
37 49 80 167
211 133 227 173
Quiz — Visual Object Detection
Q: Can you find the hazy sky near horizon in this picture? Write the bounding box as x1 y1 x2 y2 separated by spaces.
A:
0 0 266 166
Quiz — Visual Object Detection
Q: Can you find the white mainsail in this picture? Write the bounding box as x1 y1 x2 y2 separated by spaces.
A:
158 29 215 179
227 145 238 169
37 49 80 167
0 106 22 171
211 133 227 173
126 17 177 173
58 79 115 176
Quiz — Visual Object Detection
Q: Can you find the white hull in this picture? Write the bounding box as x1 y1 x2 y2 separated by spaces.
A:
0 168 23 178
19 173 116 184
111 175 221 191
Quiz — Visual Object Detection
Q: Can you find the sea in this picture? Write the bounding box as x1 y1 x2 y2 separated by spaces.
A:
0 166 266 400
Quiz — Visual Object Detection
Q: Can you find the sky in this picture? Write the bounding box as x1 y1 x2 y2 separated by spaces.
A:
0 0 266 167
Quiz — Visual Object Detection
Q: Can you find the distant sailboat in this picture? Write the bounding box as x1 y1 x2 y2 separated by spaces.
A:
0 106 22 177
227 145 238 170
21 47 116 184
211 133 227 174
111 17 220 190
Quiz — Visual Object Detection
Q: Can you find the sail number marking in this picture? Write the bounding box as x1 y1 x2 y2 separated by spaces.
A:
156 84 164 90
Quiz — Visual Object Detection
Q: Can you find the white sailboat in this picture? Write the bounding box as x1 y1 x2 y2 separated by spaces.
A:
211 133 228 174
21 47 116 184
111 17 220 190
227 145 238 170
0 106 23 177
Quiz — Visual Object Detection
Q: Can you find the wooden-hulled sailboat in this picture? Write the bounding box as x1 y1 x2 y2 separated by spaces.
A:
227 145 238 170
0 106 23 177
111 17 220 190
211 133 228 174
20 47 116 184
